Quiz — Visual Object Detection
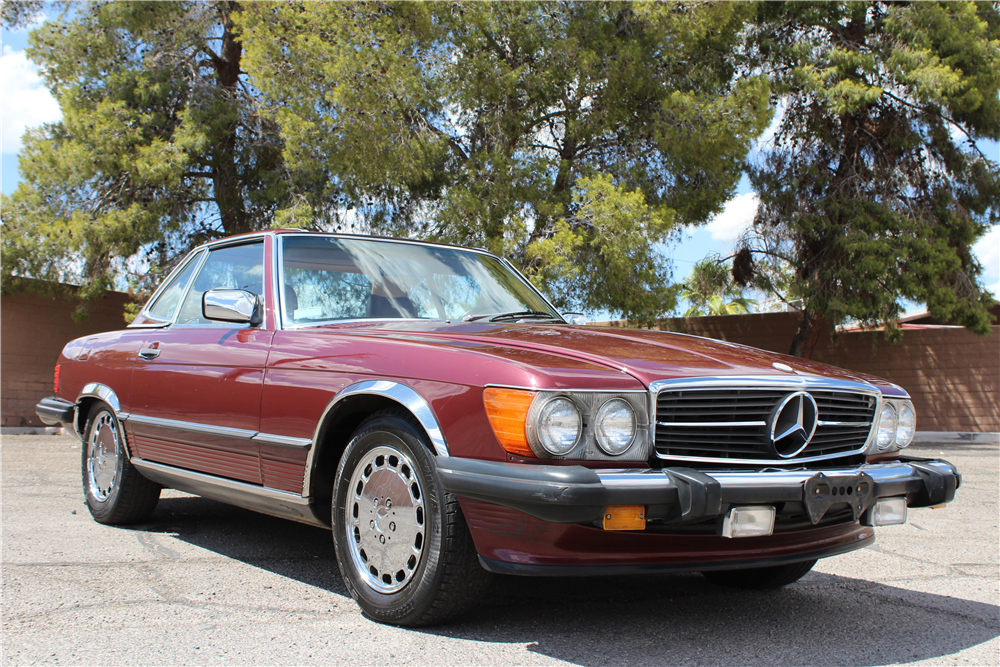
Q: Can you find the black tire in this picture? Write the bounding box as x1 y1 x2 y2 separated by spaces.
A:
82 404 161 525
332 408 491 627
701 559 817 590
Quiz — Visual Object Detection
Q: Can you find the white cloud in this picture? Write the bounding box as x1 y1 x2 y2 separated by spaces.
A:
973 225 999 277
987 280 1000 300
1 46 62 154
705 192 759 242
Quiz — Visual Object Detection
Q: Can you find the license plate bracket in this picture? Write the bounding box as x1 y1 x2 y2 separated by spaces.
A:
803 472 875 524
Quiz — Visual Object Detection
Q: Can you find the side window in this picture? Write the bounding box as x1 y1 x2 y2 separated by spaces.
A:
176 242 264 325
146 253 202 321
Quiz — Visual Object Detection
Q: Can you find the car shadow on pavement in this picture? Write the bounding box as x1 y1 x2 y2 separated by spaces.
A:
139 494 998 667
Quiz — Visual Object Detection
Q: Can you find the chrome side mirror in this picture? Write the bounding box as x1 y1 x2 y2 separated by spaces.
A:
203 289 262 326
563 312 587 325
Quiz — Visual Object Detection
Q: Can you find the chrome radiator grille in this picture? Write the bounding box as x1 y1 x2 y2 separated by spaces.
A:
654 387 877 463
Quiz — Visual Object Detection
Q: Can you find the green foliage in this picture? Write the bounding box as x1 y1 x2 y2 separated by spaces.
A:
743 1 999 355
237 1 771 321
1 0 43 29
681 256 757 317
0 1 311 314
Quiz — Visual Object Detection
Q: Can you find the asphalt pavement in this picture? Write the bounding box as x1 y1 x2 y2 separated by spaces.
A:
2 433 997 666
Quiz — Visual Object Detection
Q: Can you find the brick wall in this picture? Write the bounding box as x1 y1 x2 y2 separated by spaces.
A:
596 313 999 432
811 327 999 432
1 285 132 427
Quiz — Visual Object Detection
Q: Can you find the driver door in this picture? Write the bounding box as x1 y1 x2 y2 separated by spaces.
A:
128 241 274 484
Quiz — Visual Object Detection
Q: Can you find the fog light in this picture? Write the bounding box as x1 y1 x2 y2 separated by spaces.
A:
721 506 775 538
871 497 907 526
602 505 645 531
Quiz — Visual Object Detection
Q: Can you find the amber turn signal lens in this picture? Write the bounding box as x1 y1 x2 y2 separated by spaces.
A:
483 388 536 457
602 505 646 531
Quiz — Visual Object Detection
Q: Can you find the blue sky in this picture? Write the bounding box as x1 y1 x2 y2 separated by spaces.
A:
3 21 998 315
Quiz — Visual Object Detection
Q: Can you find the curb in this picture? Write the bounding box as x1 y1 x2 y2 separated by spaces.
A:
912 431 999 445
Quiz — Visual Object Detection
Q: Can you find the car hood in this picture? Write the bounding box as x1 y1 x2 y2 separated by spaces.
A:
309 320 899 393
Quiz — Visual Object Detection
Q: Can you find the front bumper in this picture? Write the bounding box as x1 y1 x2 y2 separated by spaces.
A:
437 456 960 526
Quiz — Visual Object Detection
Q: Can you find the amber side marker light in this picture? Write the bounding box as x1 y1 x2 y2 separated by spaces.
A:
483 387 536 457
603 505 646 531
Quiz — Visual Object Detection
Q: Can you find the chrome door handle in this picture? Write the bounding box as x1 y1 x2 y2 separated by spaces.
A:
139 348 160 360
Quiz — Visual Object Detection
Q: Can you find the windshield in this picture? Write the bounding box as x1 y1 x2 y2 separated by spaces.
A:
279 236 560 325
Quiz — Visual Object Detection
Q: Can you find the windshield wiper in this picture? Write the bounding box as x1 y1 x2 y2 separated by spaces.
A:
487 310 563 323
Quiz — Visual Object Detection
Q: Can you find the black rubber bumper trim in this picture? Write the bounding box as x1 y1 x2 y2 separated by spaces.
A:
435 458 676 523
898 456 960 507
438 456 961 525
478 531 875 576
35 396 76 426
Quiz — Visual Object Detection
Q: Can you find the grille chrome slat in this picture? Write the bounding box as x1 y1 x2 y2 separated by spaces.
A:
654 385 876 464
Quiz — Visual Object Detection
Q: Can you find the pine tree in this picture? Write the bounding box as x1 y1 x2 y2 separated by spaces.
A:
739 1 999 356
237 1 771 322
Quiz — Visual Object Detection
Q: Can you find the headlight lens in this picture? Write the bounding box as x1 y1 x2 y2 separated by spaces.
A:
535 397 582 455
896 402 916 448
595 398 637 455
876 403 897 450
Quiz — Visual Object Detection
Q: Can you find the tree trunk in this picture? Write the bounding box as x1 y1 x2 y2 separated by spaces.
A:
212 1 249 236
788 308 828 359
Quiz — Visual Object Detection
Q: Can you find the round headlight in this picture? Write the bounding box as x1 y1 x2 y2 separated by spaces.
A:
896 402 916 448
876 403 897 450
595 398 637 455
535 397 582 456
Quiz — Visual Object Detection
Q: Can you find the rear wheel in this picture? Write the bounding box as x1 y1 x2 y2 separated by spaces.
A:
82 404 161 525
701 559 817 589
332 409 490 626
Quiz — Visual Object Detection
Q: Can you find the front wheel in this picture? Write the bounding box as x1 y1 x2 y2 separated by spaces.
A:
332 409 490 626
82 404 161 524
701 559 817 590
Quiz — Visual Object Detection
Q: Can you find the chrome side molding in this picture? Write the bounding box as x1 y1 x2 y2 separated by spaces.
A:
123 413 312 450
131 459 327 528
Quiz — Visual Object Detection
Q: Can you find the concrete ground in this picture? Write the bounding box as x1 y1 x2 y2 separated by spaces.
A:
2 434 997 666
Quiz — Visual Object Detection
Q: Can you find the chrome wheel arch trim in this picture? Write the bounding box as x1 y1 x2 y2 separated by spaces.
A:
76 383 133 459
303 380 449 497
78 382 123 414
